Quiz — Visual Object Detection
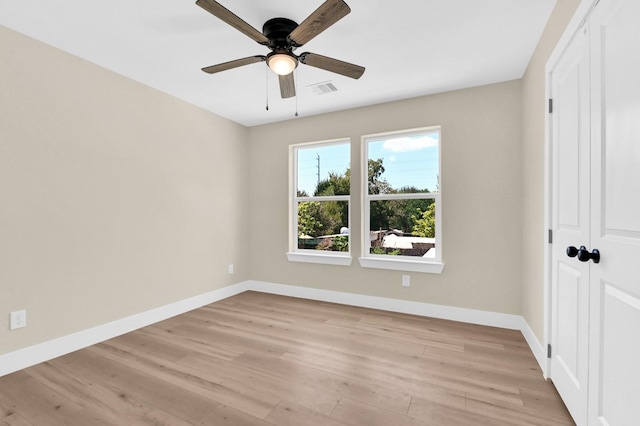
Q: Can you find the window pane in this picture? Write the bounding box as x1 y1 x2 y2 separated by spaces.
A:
297 143 350 196
367 131 439 195
369 199 436 257
298 201 349 251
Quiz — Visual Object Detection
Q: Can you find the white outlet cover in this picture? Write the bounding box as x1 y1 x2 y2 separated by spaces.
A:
402 275 410 287
228 264 234 274
10 310 26 330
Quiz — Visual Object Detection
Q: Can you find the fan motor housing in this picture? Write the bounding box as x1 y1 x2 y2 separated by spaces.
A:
263 18 298 49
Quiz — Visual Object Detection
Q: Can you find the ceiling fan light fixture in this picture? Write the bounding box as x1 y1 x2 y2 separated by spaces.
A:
267 52 298 75
198 0 365 99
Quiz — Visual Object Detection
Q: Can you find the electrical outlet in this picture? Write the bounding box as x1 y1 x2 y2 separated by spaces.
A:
402 275 410 287
228 263 234 275
10 310 27 330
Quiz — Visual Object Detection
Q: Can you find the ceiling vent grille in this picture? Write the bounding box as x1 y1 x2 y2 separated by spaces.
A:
308 81 338 95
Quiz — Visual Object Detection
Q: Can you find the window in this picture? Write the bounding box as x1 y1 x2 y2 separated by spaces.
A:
359 127 443 273
287 139 352 265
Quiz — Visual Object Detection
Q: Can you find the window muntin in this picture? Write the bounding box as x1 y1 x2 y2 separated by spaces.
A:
291 140 351 256
362 127 441 265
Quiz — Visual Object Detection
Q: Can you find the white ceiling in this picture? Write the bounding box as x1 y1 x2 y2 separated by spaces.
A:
0 0 556 127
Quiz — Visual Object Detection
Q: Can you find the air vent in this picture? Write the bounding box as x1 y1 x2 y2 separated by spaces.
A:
308 81 338 95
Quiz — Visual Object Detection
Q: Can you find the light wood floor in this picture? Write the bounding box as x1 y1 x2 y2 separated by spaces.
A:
0 291 574 425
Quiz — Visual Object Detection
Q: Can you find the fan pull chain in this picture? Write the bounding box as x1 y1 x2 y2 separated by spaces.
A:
294 69 299 117
265 66 269 111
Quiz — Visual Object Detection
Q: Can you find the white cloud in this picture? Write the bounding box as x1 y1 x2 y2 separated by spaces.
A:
382 135 438 152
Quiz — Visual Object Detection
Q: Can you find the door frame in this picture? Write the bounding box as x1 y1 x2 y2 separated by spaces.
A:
543 0 597 379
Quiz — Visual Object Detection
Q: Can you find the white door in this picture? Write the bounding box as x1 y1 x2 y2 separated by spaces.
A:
588 0 640 424
549 23 591 426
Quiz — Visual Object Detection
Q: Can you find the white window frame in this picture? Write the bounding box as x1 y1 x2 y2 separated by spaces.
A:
358 127 444 273
287 138 352 266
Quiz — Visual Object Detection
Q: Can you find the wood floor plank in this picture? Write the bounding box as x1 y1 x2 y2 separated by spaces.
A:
229 353 342 415
408 394 504 426
465 397 574 426
129 409 196 426
0 292 574 425
0 410 34 426
0 372 88 425
517 387 575 423
88 343 278 419
51 349 222 424
330 397 425 426
264 400 350 426
198 403 275 426
278 347 415 415
138 324 245 362
23 362 151 425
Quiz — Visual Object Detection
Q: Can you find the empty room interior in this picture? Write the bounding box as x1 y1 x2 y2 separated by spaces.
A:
2 0 638 425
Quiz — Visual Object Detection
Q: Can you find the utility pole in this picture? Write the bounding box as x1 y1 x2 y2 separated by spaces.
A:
316 153 320 186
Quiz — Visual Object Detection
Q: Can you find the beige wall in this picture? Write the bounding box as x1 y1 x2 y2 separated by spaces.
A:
0 27 250 355
248 81 524 315
521 0 582 342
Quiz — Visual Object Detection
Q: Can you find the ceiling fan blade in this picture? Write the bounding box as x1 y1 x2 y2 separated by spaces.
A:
196 0 269 45
299 52 365 79
279 73 296 98
202 55 266 74
288 0 351 47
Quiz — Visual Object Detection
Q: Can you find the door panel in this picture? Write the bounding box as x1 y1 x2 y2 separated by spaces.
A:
599 284 640 425
550 24 591 426
555 263 584 387
600 0 640 235
589 0 640 424
557 67 582 229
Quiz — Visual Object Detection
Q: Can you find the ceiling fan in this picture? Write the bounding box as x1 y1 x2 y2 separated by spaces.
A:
196 0 365 99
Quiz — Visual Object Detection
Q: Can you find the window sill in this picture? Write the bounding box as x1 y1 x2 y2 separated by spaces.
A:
287 252 353 266
358 257 444 274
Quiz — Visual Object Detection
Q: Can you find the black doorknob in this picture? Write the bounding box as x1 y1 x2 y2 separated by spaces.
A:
577 246 600 264
566 246 579 258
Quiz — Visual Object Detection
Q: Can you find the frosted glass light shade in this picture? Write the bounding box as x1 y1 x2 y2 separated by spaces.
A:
267 53 298 75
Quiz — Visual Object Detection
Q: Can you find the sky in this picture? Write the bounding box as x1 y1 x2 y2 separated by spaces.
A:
296 130 439 196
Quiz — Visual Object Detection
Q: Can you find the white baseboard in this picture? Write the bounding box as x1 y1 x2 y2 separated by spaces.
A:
1 280 547 378
246 280 524 329
519 317 549 377
0 282 248 377
244 280 548 375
